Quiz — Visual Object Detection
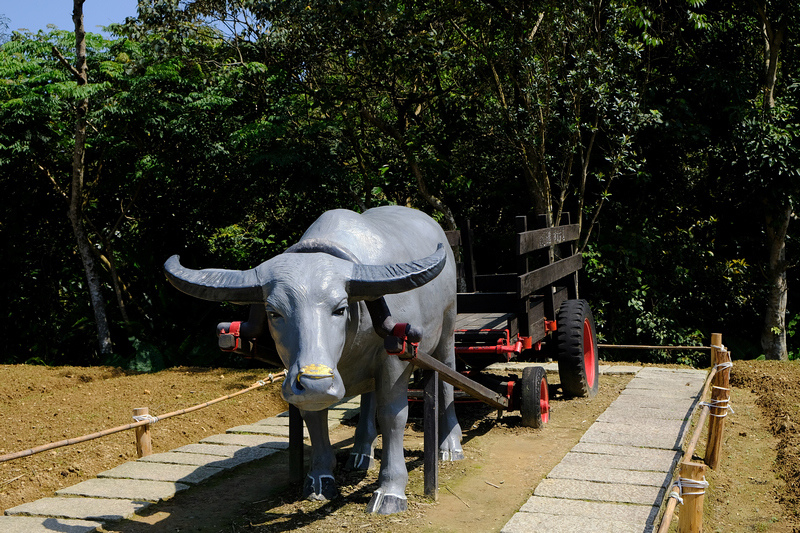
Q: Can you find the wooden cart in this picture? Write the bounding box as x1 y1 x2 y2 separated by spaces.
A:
403 214 600 428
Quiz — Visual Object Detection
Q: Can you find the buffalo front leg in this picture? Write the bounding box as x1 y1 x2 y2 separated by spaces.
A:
345 392 378 470
366 361 413 515
299 408 338 501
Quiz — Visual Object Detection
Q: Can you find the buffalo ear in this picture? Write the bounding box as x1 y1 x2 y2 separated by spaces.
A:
347 243 446 300
163 255 267 303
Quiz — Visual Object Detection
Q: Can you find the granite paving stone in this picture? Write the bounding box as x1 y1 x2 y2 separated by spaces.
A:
172 443 251 457
604 395 698 412
534 478 666 506
519 496 659 524
97 461 224 484
56 478 190 502
559 450 680 472
570 442 682 462
137 447 280 468
579 426 688 450
5 497 151 522
596 408 693 423
250 416 342 430
619 387 702 399
624 377 705 390
200 433 291 448
0 516 103 533
547 463 670 487
502 512 653 533
583 419 689 437
226 423 309 438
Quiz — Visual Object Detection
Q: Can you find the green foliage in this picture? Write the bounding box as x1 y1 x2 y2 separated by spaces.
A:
0 0 796 367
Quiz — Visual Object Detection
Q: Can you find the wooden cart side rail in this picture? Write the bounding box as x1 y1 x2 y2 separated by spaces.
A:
516 223 581 255
447 215 583 340
518 253 582 296
444 229 461 247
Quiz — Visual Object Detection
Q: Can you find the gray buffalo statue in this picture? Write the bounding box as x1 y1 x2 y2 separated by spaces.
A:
164 206 464 514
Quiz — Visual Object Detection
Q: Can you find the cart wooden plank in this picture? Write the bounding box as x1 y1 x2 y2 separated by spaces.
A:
518 254 582 296
516 224 581 255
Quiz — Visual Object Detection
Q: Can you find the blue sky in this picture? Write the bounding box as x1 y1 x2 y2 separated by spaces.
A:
3 1 140 35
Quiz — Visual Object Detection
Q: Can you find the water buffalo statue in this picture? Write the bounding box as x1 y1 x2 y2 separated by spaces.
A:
164 206 464 514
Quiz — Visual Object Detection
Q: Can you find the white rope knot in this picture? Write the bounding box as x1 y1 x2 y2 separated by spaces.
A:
133 414 159 424
699 386 735 417
671 476 710 505
714 361 733 372
668 488 684 505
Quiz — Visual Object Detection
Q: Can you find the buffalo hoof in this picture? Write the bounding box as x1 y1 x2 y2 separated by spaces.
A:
303 474 337 501
365 490 408 515
439 448 465 461
344 452 375 471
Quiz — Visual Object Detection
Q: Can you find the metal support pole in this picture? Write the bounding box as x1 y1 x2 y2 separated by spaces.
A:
423 369 439 500
289 404 304 483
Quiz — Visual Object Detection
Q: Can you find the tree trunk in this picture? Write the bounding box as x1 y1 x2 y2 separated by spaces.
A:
761 203 790 361
755 1 786 111
753 1 788 360
69 0 113 355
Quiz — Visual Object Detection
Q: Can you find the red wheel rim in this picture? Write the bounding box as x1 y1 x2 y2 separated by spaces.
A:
540 377 550 424
583 318 596 388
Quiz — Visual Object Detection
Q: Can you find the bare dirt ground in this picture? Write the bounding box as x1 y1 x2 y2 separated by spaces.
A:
1 360 798 532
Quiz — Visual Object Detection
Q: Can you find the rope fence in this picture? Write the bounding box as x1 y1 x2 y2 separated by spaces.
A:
599 344 712 351
657 333 733 533
0 370 287 464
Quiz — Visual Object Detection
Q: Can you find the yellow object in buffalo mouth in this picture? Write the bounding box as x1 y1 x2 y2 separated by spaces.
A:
298 364 334 380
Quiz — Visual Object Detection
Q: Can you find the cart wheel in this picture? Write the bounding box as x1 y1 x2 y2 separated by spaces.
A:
556 299 599 398
520 366 549 428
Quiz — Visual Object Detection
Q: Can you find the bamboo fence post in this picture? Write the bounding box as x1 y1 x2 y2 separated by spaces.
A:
705 349 731 469
678 461 707 533
133 407 153 458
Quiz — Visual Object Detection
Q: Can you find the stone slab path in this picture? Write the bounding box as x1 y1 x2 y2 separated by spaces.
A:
1 365 706 533
501 367 708 533
0 398 361 533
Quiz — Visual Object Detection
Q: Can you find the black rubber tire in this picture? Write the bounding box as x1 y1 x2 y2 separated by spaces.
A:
555 299 600 398
520 366 549 428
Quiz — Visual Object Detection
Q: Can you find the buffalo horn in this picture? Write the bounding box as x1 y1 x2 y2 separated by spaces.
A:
348 243 446 299
163 255 265 303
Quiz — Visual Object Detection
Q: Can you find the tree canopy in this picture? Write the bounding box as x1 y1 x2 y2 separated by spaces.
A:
0 0 796 368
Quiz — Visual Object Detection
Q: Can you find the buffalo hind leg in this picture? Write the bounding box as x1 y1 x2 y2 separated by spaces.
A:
299 408 338 501
345 392 377 470
438 380 464 461
436 312 465 461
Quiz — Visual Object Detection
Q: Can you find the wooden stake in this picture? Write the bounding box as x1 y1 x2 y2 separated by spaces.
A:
133 407 153 458
710 333 722 367
706 349 731 469
678 461 706 533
